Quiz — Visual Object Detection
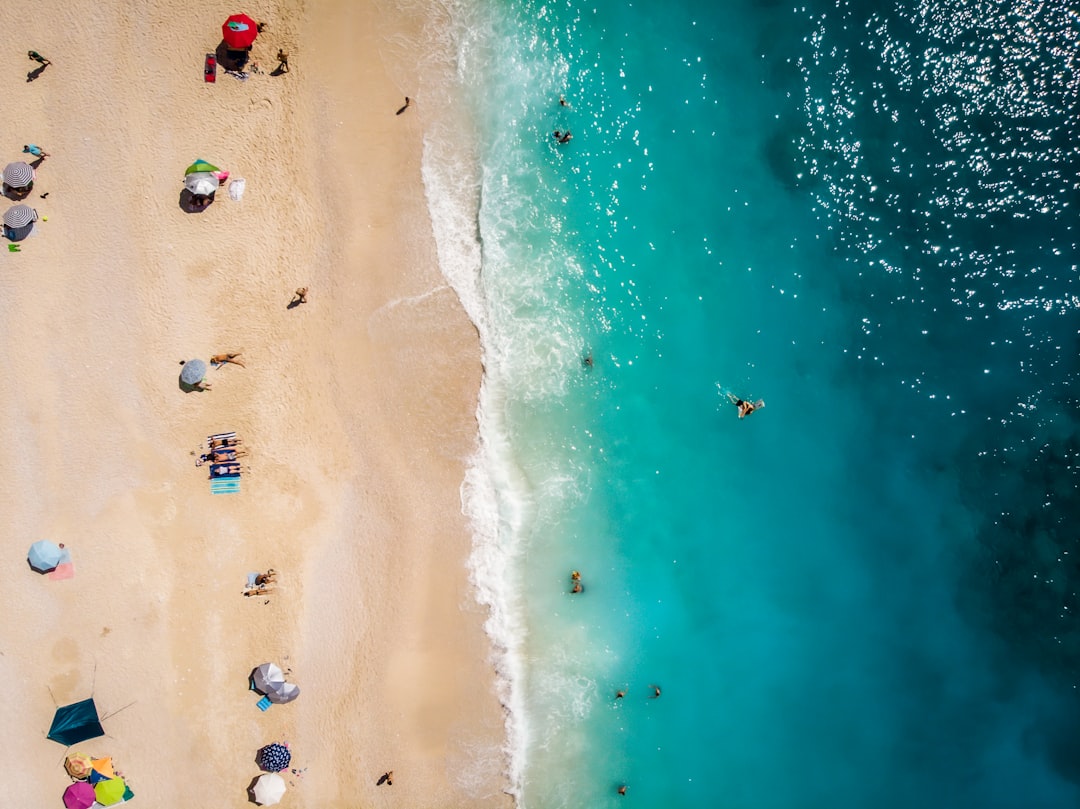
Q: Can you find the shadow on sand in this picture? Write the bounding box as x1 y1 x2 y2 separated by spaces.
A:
179 189 215 214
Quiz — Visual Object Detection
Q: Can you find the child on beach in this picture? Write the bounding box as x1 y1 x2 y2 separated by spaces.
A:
23 144 50 159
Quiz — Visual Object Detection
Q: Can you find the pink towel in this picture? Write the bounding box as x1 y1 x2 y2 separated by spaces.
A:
49 562 75 580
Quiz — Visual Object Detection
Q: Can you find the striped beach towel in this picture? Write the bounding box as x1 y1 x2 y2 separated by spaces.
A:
211 477 240 495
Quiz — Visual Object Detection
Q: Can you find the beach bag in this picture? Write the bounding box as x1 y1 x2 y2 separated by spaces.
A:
229 178 246 201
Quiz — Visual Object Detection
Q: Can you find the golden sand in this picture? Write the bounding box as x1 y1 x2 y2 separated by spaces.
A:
1 1 508 806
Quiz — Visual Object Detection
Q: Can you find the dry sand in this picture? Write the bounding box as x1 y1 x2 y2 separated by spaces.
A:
1 1 509 807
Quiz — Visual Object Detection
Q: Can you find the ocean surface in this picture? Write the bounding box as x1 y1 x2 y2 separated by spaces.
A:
419 0 1080 806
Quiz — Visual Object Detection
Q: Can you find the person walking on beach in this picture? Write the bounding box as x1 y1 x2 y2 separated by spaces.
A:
275 49 290 73
726 391 764 419
28 51 51 66
291 287 308 305
377 771 394 786
23 144 50 160
396 96 412 115
211 352 245 368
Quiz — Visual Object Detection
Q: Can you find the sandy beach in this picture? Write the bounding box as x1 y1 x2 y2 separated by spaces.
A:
1 1 508 807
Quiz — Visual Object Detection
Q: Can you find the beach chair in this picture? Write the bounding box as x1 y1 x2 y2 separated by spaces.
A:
256 696 272 711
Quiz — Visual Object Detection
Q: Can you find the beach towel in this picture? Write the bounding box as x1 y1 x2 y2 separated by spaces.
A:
211 478 240 495
49 562 75 580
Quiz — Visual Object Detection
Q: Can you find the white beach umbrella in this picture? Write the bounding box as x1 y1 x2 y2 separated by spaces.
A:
267 682 300 705
185 172 219 196
253 773 286 805
251 663 286 695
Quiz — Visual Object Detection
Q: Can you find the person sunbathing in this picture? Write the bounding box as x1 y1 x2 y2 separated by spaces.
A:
210 464 242 477
206 448 247 463
211 352 245 368
243 586 273 597
209 437 241 449
255 569 277 586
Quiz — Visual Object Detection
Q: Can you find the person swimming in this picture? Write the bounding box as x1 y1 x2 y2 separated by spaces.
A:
727 391 764 419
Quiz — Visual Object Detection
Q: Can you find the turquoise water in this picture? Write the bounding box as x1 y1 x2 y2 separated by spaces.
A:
423 0 1080 806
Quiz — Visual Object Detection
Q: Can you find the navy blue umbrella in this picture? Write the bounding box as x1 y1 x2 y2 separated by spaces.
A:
257 742 291 772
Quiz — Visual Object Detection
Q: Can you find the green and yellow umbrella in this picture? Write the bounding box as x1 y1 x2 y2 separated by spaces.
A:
94 777 127 806
185 159 219 176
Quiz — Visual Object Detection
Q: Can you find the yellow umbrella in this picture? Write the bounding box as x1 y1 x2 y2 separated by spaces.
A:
94 777 126 806
64 752 94 779
91 757 116 779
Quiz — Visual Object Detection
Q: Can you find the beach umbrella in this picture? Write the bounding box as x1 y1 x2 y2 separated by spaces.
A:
3 161 34 188
94 777 126 806
222 14 259 49
3 204 36 229
253 773 287 806
180 359 208 386
48 698 105 745
64 752 94 780
185 172 219 196
185 159 220 176
257 742 291 772
251 662 286 695
268 681 300 704
28 539 63 572
63 782 96 809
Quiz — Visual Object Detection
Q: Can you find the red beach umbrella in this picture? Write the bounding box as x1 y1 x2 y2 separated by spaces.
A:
222 14 258 49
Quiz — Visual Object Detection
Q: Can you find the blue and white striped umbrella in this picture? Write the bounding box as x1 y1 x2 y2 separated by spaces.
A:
3 204 36 228
3 162 34 188
257 742 291 772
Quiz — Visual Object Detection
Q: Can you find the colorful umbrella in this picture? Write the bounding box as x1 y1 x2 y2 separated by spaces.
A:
257 742 291 772
253 773 287 806
222 14 258 49
185 172 219 196
28 539 63 572
3 162 34 188
180 359 208 386
185 159 220 176
91 757 117 779
64 752 94 780
3 204 37 229
94 777 127 807
63 782 96 809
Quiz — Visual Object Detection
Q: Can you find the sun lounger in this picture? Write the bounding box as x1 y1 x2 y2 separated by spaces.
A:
257 695 272 711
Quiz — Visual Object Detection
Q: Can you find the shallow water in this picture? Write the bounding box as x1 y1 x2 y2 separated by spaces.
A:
421 0 1080 805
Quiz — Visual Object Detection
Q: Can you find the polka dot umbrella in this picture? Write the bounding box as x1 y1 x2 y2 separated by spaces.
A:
257 742 291 773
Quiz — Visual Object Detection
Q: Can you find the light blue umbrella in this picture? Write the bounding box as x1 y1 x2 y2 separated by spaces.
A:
180 359 207 386
28 539 63 573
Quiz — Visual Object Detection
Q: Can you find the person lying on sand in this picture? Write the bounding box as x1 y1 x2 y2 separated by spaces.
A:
243 586 274 597
209 437 242 449
210 464 242 476
255 569 277 586
211 352 245 368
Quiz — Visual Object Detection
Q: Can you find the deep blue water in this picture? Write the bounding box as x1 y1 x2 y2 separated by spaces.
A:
425 0 1080 806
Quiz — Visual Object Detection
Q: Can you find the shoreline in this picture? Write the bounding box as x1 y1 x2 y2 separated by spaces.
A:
2 0 510 806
